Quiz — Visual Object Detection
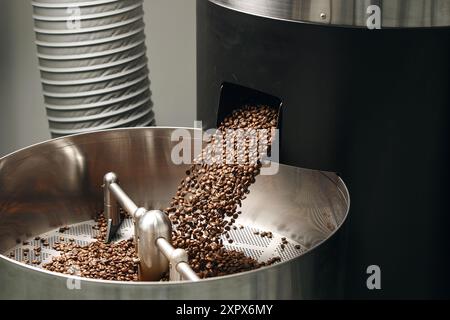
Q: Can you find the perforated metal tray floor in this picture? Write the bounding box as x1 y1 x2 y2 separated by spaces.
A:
5 218 305 269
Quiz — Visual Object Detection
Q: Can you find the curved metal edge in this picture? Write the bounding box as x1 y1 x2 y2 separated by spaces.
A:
208 0 450 28
0 127 351 289
0 127 198 162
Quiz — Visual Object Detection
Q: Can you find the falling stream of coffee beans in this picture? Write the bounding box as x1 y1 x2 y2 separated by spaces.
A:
166 106 280 278
44 106 281 281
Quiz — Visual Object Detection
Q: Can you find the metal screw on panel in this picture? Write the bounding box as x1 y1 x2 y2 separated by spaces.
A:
320 13 327 20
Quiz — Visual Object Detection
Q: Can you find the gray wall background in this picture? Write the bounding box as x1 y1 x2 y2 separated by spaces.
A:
0 0 196 156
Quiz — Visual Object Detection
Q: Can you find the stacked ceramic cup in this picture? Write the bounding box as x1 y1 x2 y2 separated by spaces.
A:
32 0 154 137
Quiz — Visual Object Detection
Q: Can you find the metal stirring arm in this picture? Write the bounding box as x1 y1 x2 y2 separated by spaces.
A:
103 172 199 282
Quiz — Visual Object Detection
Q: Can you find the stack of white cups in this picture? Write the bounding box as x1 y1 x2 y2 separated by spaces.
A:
32 0 154 137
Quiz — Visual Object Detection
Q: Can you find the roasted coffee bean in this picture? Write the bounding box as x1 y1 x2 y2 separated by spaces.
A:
266 257 281 265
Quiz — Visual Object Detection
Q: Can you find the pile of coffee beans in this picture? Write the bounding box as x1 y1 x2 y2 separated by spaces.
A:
44 214 139 281
44 105 281 281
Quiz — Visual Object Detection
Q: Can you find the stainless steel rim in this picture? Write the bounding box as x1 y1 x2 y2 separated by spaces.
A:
0 127 350 286
209 0 450 28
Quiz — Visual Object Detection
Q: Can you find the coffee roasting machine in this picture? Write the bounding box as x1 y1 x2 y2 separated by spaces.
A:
0 1 351 300
0 0 448 300
197 0 450 299
0 128 349 299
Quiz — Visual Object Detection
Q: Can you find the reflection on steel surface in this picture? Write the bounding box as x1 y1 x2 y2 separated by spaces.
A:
209 0 450 28
0 128 349 299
